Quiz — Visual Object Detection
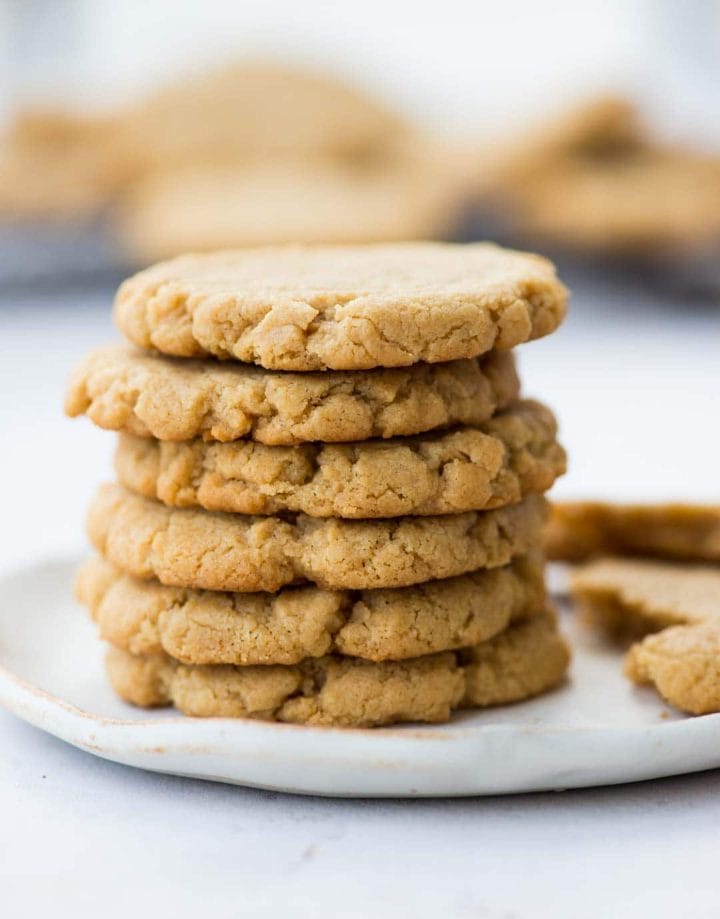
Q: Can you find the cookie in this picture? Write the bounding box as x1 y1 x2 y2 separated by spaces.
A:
65 345 519 445
117 157 468 261
0 109 130 218
105 614 569 726
458 611 569 711
493 96 642 188
87 484 548 592
113 242 568 371
546 501 720 563
483 95 720 257
77 553 545 664
570 557 720 637
572 558 720 714
114 399 565 518
511 151 720 254
625 623 720 716
121 61 410 174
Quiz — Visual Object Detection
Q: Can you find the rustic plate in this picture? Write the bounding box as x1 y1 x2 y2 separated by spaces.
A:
0 557 717 797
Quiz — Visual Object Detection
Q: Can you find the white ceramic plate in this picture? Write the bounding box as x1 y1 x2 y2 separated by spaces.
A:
1 557 719 797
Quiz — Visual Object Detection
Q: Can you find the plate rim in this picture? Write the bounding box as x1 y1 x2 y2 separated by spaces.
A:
3 554 720 797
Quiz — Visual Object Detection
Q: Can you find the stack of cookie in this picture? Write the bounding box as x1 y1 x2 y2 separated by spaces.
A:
66 242 570 727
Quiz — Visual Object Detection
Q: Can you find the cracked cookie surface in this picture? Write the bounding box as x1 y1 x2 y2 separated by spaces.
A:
66 345 519 445
115 399 565 518
113 242 567 370
87 484 548 592
105 614 569 726
77 553 545 664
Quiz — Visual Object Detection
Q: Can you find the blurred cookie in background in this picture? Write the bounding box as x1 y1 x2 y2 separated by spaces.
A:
0 61 413 223
118 60 412 176
0 109 131 220
115 150 472 260
0 109 132 285
502 147 720 258
0 60 429 282
490 95 643 186
473 96 720 286
4 64 719 291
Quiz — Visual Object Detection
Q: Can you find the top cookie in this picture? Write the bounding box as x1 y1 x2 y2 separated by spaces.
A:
114 242 568 371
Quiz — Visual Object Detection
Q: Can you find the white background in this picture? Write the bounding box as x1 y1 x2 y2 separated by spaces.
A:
2 0 720 142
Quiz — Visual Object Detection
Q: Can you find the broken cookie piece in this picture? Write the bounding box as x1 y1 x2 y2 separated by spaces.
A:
571 557 720 713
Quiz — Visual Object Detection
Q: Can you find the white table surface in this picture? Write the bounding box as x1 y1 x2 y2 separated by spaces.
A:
1 272 719 918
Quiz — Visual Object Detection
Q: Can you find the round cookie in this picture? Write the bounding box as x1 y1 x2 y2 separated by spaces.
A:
0 109 131 219
115 399 565 518
507 151 720 255
65 345 519 445
77 553 545 665
87 484 548 592
113 242 568 371
117 157 467 261
105 614 569 727
120 62 410 174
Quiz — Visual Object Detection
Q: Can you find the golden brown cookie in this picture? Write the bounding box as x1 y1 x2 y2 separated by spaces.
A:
458 611 570 709
625 623 720 716
116 157 467 261
113 242 567 370
481 95 720 257
105 614 569 726
571 557 720 637
572 558 720 714
511 150 720 254
545 501 720 563
77 553 545 665
65 345 519 445
114 399 565 518
491 96 642 188
120 61 410 174
0 109 130 218
87 484 548 592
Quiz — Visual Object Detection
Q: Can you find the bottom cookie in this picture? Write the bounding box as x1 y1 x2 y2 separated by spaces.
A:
106 615 569 727
572 557 720 714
